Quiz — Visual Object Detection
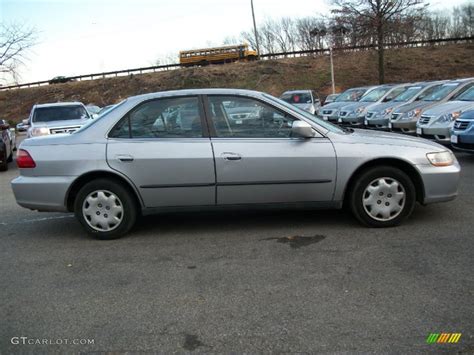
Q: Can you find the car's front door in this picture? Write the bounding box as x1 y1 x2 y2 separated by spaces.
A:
204 95 337 205
107 96 215 208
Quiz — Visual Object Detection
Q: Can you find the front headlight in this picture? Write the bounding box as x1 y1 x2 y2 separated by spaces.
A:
30 127 50 137
383 107 393 116
426 151 455 167
407 108 422 119
440 111 461 123
356 107 365 115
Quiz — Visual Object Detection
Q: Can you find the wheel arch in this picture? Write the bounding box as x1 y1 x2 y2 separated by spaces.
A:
65 170 143 212
343 158 425 205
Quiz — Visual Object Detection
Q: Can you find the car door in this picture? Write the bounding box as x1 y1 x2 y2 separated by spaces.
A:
204 95 337 205
106 96 216 208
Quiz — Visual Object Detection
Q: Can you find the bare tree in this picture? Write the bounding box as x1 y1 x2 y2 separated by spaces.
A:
332 0 426 83
0 23 36 84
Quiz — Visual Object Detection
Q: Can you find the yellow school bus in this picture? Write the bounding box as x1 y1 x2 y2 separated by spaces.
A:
179 44 257 67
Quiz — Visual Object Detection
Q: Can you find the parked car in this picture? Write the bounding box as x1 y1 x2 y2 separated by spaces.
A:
12 89 460 239
16 121 29 132
323 94 339 106
416 86 474 144
319 86 375 122
280 90 321 114
365 82 445 130
26 102 93 138
86 104 102 118
98 105 115 115
0 119 14 171
48 76 74 84
391 78 474 134
338 84 409 126
450 110 474 153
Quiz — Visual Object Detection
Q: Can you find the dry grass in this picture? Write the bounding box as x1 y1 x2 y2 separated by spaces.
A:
1 43 473 123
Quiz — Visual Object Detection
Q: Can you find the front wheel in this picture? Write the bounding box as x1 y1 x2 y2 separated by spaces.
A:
349 166 416 227
74 179 137 239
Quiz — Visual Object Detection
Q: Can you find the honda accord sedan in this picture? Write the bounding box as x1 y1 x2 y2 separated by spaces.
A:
12 89 460 239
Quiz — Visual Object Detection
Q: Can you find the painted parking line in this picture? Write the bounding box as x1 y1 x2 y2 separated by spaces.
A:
0 215 74 226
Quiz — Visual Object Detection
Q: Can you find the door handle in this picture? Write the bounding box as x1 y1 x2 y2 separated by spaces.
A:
221 152 242 161
117 154 134 162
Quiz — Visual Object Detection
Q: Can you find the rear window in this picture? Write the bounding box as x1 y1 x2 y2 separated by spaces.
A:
280 93 312 104
33 105 89 123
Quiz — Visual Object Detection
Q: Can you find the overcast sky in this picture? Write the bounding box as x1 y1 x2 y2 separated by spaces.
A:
1 0 469 83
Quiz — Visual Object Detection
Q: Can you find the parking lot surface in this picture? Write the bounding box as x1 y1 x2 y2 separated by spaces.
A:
0 140 473 353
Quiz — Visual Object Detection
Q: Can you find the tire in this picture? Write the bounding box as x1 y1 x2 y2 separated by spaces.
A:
0 146 8 172
349 166 416 227
74 178 138 239
7 143 13 162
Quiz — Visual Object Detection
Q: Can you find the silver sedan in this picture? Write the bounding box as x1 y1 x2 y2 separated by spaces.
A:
12 89 460 239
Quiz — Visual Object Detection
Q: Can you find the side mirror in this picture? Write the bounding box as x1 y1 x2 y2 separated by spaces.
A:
292 121 315 138
22 119 29 125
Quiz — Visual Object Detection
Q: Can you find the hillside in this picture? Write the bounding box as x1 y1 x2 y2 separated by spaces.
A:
1 43 473 123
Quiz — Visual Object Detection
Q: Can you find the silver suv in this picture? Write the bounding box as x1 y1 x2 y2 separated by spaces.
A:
26 102 92 138
12 89 460 239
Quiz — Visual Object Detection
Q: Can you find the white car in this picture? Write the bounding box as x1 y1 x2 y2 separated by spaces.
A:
26 102 93 138
280 90 321 115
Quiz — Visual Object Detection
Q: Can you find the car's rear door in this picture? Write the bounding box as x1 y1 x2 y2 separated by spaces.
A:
204 94 337 205
106 96 216 208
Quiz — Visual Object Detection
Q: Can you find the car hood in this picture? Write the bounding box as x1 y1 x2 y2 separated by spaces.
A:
321 101 356 110
340 102 374 112
30 118 91 129
392 101 435 113
423 101 474 116
335 128 446 151
367 101 404 113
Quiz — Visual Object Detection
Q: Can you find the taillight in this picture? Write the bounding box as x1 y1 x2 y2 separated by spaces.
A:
16 149 36 168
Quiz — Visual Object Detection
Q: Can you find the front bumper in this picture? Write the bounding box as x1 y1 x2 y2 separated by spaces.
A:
339 115 365 126
451 129 474 153
365 117 390 129
417 161 461 204
417 124 452 143
391 119 417 133
11 175 76 212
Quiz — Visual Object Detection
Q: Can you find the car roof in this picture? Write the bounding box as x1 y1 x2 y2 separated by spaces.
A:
127 88 266 102
34 102 85 108
281 90 312 95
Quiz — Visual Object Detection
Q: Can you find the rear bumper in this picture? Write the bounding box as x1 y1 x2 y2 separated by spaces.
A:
418 162 461 204
11 175 75 212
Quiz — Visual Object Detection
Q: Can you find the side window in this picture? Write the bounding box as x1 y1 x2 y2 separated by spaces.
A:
385 88 406 101
110 97 203 139
207 96 296 138
417 85 442 100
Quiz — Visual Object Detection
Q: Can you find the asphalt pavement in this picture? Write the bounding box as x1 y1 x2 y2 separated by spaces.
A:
0 138 473 353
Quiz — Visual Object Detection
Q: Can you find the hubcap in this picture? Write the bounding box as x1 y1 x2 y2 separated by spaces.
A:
362 177 406 222
82 190 123 232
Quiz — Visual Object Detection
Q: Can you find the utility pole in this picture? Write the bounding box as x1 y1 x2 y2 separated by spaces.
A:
329 47 335 94
250 0 260 59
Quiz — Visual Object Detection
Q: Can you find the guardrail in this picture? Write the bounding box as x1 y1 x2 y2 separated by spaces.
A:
1 36 473 91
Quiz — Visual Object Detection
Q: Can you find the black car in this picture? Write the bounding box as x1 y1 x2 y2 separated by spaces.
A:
48 76 74 84
0 119 13 171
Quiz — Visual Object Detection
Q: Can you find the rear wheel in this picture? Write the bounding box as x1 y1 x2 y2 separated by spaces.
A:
349 166 416 227
0 148 8 171
74 179 137 239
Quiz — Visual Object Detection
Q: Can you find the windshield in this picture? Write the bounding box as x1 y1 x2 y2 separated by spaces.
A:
393 86 422 102
264 94 344 133
422 83 459 101
335 88 367 102
74 100 126 134
280 92 312 104
33 105 89 123
360 87 391 102
456 87 474 101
